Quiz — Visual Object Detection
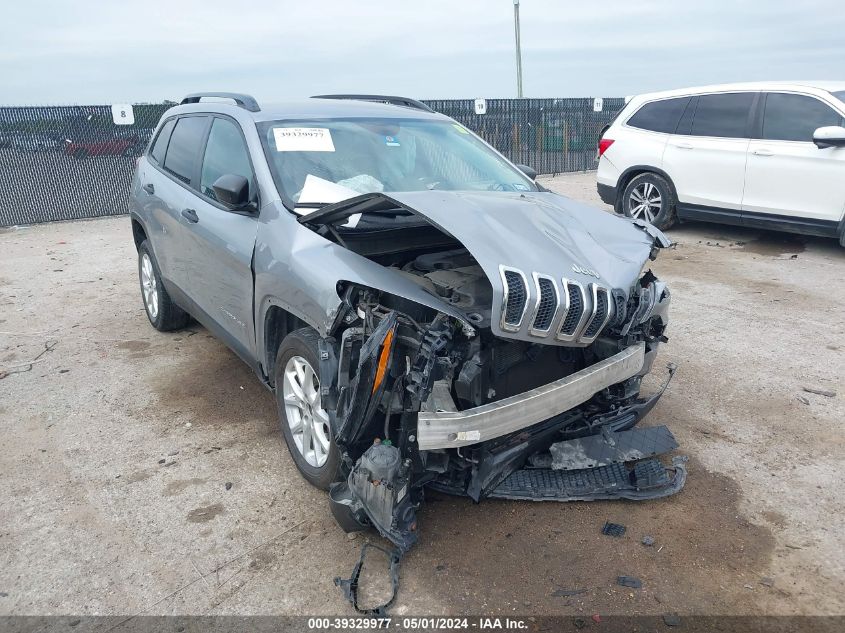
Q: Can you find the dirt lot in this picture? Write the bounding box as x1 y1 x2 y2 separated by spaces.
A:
1 171 843 617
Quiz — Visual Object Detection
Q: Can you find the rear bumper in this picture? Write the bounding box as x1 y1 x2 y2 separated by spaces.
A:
417 342 646 450
597 182 617 206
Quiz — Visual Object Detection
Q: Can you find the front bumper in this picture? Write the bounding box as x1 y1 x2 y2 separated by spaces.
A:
417 342 646 450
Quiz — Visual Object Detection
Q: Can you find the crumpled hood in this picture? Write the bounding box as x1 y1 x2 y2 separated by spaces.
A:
385 190 660 292
301 190 667 345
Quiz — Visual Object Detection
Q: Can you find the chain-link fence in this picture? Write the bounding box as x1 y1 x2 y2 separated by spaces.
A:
0 98 623 226
425 98 625 174
0 104 170 226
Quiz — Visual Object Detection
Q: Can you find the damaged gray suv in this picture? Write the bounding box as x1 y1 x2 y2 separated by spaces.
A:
130 92 685 555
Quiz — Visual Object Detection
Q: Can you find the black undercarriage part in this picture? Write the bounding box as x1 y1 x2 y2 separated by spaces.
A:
480 455 687 502
545 424 679 471
430 424 688 503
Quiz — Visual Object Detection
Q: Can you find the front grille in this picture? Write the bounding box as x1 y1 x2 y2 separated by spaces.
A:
502 269 527 328
498 265 614 345
583 286 610 338
532 276 557 331
559 282 584 336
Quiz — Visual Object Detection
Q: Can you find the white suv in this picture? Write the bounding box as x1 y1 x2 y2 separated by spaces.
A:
596 81 845 245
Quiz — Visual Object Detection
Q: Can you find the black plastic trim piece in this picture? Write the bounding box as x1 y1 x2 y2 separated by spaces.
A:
675 203 744 227
180 92 260 112
748 92 765 140
741 209 839 237
488 456 688 502
597 182 616 205
334 542 402 616
676 203 840 237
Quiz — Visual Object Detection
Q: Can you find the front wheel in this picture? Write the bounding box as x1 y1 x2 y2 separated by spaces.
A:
621 172 676 230
275 327 342 490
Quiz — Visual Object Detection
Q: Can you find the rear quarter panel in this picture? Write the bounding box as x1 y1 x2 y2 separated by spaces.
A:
602 123 671 188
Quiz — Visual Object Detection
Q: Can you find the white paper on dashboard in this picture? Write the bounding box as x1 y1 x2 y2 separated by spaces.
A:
295 175 361 228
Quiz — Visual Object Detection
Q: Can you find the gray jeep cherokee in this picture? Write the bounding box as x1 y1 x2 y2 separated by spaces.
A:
129 92 684 554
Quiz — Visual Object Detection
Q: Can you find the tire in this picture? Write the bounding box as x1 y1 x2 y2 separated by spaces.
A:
621 172 676 230
274 327 342 490
137 240 190 331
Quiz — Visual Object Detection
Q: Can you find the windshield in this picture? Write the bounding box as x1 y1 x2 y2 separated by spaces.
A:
832 90 845 104
257 118 537 208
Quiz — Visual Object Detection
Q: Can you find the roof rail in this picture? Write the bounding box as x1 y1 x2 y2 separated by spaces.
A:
311 94 434 113
180 92 260 112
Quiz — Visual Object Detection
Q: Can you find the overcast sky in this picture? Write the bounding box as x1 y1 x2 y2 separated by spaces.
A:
3 0 844 104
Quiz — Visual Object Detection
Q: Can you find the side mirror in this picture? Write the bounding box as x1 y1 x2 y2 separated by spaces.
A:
516 164 538 180
212 174 251 208
813 126 845 149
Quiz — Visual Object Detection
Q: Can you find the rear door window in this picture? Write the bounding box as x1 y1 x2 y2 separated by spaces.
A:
200 118 255 202
626 97 690 133
689 93 755 138
761 93 844 142
149 119 175 164
162 116 209 184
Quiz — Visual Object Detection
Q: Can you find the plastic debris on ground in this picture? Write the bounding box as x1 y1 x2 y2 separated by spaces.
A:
335 542 402 616
602 521 627 537
617 575 643 589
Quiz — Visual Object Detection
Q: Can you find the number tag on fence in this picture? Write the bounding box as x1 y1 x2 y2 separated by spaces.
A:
111 104 135 125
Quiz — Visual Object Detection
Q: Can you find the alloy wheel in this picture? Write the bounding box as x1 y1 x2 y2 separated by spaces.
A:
282 355 331 467
140 253 159 319
629 182 662 223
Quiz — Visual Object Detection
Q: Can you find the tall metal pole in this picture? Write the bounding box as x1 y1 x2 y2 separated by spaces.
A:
513 0 524 98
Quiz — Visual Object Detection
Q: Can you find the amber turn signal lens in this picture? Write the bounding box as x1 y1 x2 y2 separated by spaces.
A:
372 328 395 394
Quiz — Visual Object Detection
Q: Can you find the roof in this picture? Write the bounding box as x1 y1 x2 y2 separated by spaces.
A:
170 97 449 122
630 81 845 102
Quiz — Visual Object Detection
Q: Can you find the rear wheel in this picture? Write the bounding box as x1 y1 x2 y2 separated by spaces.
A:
275 327 342 490
621 172 676 230
138 240 190 331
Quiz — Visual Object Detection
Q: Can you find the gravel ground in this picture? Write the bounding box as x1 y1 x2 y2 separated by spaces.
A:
1 171 843 617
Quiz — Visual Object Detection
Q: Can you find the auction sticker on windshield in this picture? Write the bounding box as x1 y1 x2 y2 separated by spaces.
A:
273 127 335 152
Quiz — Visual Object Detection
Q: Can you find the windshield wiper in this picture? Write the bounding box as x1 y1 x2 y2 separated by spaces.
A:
299 193 408 227
294 201 331 209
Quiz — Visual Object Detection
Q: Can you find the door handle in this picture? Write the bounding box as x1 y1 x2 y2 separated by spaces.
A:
673 143 694 150
142 183 155 195
181 208 199 223
753 149 774 156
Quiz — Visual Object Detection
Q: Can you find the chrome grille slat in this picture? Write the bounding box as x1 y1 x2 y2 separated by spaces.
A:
529 273 558 336
498 266 614 344
557 280 590 341
499 266 529 332
579 284 614 343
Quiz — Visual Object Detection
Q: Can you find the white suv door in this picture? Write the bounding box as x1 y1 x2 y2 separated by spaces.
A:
662 92 756 212
742 92 845 224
